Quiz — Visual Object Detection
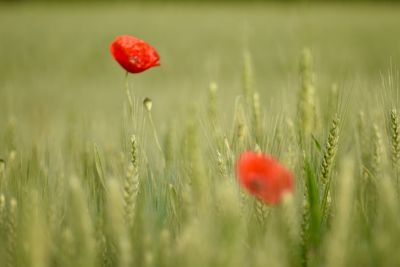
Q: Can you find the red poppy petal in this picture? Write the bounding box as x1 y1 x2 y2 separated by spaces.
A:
236 151 294 205
110 35 160 74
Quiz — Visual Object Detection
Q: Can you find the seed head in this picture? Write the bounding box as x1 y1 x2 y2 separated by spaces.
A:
0 159 5 173
143 97 153 112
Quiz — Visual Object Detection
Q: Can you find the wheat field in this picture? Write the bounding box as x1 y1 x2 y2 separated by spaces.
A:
1 2 400 267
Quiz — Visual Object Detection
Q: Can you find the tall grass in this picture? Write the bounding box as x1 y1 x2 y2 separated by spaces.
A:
0 47 400 267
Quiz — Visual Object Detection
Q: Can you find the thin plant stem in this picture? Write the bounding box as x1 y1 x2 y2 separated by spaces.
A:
125 71 134 119
147 110 163 154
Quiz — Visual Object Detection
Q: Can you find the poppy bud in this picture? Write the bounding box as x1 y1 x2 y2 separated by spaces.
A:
143 97 153 112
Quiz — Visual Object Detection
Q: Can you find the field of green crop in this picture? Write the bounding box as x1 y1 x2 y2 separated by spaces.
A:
1 2 400 267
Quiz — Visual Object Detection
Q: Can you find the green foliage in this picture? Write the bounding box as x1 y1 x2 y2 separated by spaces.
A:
1 3 400 267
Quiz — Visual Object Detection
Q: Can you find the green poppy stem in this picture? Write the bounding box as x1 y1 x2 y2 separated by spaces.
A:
125 71 134 119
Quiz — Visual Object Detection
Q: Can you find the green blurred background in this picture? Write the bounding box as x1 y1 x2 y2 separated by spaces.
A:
0 2 400 146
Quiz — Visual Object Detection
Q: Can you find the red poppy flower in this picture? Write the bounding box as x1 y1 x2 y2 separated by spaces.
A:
236 151 294 205
110 35 160 73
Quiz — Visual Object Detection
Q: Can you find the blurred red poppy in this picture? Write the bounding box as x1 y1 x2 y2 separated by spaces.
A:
236 151 294 205
110 35 160 73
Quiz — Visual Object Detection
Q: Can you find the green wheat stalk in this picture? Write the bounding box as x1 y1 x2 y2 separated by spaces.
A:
106 179 132 267
0 194 5 233
390 109 400 165
216 150 228 179
123 135 140 228
389 109 400 193
298 48 316 140
325 157 355 267
252 92 262 144
69 177 96 267
232 99 248 151
320 115 340 224
208 82 218 130
93 143 107 191
0 159 5 190
28 192 49 267
319 115 340 185
372 124 384 175
299 201 310 267
255 199 269 227
6 198 17 267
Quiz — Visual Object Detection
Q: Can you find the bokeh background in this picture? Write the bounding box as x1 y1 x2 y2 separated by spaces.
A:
1 1 400 146
1 2 400 267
